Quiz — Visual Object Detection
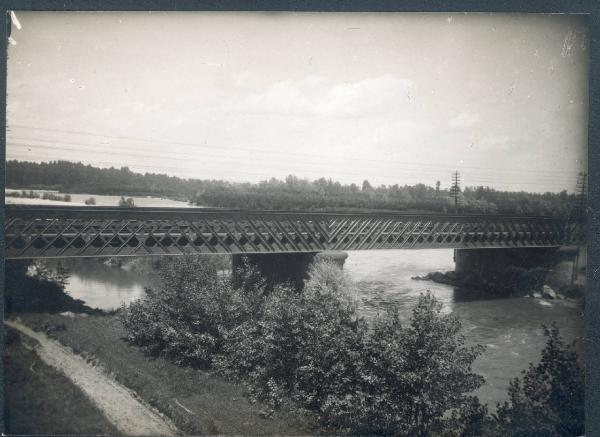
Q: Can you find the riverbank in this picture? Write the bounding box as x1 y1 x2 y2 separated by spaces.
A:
411 259 585 303
8 312 320 436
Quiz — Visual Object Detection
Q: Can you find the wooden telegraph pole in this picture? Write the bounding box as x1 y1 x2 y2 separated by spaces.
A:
571 171 587 286
450 171 461 213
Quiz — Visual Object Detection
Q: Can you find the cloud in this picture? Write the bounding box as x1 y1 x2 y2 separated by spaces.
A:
448 111 480 129
236 75 414 118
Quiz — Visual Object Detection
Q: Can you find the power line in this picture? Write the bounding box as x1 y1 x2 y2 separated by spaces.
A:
6 151 576 193
6 146 576 191
8 124 581 176
6 138 579 188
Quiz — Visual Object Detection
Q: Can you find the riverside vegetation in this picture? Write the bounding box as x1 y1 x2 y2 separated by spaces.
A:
120 256 585 436
6 159 581 215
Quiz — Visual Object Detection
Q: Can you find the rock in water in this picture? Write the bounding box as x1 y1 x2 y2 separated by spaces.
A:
542 285 557 299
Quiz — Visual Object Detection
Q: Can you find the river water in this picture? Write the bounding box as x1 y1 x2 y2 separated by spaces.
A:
45 249 584 409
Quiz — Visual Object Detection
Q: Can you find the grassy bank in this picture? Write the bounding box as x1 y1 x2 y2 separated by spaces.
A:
3 327 121 435
13 312 320 436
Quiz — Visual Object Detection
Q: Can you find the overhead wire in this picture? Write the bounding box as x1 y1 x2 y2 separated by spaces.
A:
8 124 581 176
6 137 579 186
6 147 576 190
7 151 576 193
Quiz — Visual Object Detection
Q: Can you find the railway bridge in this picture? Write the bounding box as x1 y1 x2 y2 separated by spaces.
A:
4 205 585 288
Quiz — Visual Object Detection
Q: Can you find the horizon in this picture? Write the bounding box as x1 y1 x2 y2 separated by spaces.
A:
4 158 583 195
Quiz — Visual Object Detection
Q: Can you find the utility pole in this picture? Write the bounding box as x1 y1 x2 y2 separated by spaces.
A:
571 171 587 287
575 171 587 221
450 171 461 213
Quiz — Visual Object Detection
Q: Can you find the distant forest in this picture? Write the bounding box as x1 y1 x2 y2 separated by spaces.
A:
5 160 580 216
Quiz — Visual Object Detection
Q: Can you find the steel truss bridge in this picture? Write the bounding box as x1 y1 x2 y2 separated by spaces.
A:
4 205 584 259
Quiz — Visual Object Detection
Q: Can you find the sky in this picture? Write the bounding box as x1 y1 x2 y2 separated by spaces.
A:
6 12 589 192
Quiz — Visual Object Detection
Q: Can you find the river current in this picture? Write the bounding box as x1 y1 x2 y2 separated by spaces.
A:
45 249 583 408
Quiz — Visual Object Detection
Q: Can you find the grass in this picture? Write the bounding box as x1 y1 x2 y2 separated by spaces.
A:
3 326 121 436
14 312 320 436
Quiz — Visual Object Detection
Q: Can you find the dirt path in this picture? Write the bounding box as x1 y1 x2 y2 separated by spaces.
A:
5 319 179 436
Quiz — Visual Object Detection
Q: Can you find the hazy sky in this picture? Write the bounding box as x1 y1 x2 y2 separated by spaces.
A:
6 12 588 192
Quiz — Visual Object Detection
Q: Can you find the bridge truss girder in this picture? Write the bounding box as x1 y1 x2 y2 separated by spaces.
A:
4 206 584 259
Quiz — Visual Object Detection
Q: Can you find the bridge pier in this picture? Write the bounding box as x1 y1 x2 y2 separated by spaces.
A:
453 247 560 279
232 251 348 291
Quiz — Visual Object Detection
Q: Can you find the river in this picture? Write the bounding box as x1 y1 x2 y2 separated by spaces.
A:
44 249 584 409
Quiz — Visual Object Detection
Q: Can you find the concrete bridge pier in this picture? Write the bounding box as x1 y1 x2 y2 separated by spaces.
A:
232 251 348 291
453 247 560 279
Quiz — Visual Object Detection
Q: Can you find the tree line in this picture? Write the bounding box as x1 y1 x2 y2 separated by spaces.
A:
6 160 580 216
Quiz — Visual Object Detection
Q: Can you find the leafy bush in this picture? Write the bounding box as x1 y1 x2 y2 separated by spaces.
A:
41 192 71 202
118 196 135 208
495 324 584 436
216 260 364 410
319 294 485 436
121 257 486 435
6 190 40 199
85 197 96 205
119 256 242 366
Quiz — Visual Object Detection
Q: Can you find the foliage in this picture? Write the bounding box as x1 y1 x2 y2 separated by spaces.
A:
119 256 245 366
216 260 364 410
41 192 71 202
4 259 93 314
495 324 585 437
319 294 485 436
6 190 71 202
118 196 135 208
121 257 486 435
6 160 578 215
84 196 96 205
6 189 40 198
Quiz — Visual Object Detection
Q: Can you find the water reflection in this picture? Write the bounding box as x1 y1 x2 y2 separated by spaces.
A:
44 259 152 311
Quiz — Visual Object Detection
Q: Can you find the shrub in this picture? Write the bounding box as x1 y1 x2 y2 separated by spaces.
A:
121 257 486 435
320 293 485 436
85 197 96 205
495 324 584 436
119 256 243 366
216 260 364 409
118 196 135 208
41 192 71 202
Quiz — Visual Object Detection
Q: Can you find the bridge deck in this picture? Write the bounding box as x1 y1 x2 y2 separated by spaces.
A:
4 205 584 259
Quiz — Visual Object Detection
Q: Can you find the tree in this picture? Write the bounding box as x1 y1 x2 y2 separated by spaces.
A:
85 197 96 205
322 292 486 436
118 196 135 208
495 324 584 436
